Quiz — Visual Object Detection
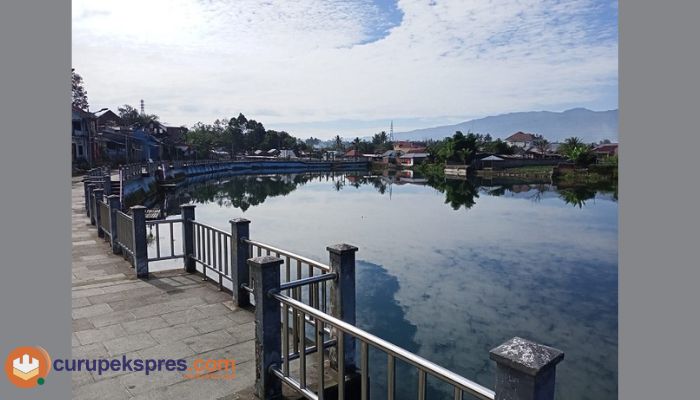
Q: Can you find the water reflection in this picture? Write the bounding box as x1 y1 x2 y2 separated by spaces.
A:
148 171 617 215
146 171 617 400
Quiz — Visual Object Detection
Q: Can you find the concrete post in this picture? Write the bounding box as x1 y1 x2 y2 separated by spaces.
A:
250 256 283 400
489 337 564 400
230 218 251 308
93 189 104 238
131 206 148 279
327 244 358 375
83 179 91 216
107 195 121 254
87 184 97 225
180 204 196 273
103 173 112 195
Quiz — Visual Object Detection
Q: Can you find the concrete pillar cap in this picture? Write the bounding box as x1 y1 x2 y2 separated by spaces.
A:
248 256 283 267
326 244 359 254
489 337 564 376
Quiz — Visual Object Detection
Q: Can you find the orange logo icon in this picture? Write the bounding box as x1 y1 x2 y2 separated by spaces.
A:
4 346 51 388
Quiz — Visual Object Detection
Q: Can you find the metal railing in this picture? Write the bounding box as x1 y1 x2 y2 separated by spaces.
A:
114 210 134 263
146 218 185 263
245 239 331 314
274 292 494 400
191 221 233 290
98 201 111 239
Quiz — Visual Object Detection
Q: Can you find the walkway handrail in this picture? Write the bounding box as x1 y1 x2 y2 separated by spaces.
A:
244 239 331 272
274 292 496 400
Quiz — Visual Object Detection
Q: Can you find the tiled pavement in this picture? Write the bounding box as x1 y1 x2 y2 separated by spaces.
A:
71 177 257 399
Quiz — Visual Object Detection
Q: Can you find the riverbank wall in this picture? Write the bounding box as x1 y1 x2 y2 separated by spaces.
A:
122 160 369 206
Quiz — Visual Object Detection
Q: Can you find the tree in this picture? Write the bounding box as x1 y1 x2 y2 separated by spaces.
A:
117 104 159 128
532 135 550 158
72 68 89 110
334 135 343 150
559 137 594 166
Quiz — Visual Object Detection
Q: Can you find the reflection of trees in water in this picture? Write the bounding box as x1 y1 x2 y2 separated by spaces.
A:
425 177 479 211
176 174 320 211
558 186 597 208
161 171 615 213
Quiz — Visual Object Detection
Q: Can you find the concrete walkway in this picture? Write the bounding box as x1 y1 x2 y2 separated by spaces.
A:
71 177 256 400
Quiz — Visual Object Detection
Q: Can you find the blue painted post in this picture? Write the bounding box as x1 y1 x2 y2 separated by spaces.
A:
93 189 104 238
107 195 121 254
328 243 358 377
230 218 251 308
87 184 97 225
250 256 283 399
103 173 112 195
489 337 564 400
83 179 91 216
180 204 196 273
131 206 148 279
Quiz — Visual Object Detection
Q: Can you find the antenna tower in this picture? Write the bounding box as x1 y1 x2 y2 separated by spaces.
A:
140 99 145 115
390 120 394 142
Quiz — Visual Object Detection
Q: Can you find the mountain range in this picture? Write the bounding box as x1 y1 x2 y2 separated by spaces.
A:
394 108 618 143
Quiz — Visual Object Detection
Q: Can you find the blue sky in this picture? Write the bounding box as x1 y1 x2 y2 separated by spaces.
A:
72 0 618 138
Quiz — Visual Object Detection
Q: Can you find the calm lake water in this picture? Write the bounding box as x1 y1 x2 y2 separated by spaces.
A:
150 171 618 400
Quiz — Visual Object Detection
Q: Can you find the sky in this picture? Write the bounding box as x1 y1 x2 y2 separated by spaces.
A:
72 0 618 139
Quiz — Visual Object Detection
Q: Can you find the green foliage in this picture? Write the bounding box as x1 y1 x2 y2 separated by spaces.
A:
117 104 160 128
72 68 89 111
558 136 595 166
182 113 309 158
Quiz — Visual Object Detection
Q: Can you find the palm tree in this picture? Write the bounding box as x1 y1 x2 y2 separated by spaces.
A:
334 135 343 151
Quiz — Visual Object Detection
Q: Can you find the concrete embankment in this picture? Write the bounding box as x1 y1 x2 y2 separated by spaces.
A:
123 160 369 206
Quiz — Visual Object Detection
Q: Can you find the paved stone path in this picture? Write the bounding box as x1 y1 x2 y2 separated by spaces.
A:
71 177 256 399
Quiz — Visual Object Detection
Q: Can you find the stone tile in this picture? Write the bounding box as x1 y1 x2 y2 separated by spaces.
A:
136 340 195 360
73 377 131 400
73 333 81 347
73 343 109 359
226 321 254 344
103 333 158 356
160 308 207 326
76 324 127 346
73 303 114 320
130 297 206 319
73 287 107 298
90 310 136 328
184 329 237 354
121 316 170 335
73 297 92 308
195 302 232 317
149 324 199 345
90 351 141 382
80 254 112 261
73 318 96 332
189 314 235 335
120 369 186 396
227 310 254 324
72 370 95 389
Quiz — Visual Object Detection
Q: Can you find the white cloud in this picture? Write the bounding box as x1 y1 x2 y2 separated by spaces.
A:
72 0 618 137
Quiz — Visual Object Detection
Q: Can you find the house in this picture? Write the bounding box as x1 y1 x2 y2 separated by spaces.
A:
278 149 297 159
505 132 537 148
398 152 430 167
593 143 619 157
344 149 362 158
96 110 123 129
393 141 427 153
267 149 280 156
130 128 163 161
72 107 97 165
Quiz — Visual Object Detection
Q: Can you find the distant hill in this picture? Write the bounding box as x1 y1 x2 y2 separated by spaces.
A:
395 108 618 143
